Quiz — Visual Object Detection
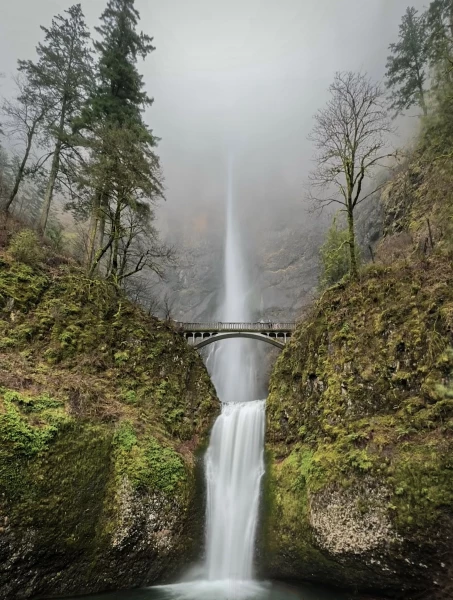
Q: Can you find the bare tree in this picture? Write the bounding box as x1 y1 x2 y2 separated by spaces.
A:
162 292 175 322
307 71 394 278
116 214 173 284
123 275 161 315
1 78 50 212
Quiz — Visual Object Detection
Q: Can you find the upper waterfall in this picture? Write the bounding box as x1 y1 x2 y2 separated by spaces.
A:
208 161 258 404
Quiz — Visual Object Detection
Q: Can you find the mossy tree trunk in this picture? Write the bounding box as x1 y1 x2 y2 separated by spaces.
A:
38 99 67 235
450 1 453 42
86 195 100 270
86 192 106 273
347 205 358 278
38 139 61 235
5 121 39 213
109 199 122 284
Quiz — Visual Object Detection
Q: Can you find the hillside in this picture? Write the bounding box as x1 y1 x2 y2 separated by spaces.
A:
263 98 453 598
0 229 218 599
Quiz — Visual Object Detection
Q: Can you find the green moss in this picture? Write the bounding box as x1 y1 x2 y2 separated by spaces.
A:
263 447 354 583
0 260 49 312
113 421 187 493
12 422 113 545
265 254 453 587
0 250 218 441
8 229 44 266
0 243 218 597
0 388 70 458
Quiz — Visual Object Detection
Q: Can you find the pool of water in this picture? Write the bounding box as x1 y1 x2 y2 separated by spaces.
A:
62 580 345 600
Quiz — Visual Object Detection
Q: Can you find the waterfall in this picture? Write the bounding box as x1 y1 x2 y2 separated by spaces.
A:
204 162 265 582
205 400 265 581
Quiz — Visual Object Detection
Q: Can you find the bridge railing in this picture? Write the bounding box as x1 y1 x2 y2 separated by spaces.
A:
177 322 296 332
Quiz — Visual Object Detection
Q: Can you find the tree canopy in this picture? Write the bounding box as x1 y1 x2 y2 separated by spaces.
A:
308 72 393 278
386 7 430 116
18 4 93 234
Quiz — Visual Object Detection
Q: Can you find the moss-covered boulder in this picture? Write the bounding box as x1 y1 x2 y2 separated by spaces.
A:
0 246 218 599
264 255 453 599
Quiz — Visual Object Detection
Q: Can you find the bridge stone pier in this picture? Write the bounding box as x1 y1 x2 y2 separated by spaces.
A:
176 322 296 350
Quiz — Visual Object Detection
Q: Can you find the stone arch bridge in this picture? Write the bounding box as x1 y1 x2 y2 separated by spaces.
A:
176 322 296 350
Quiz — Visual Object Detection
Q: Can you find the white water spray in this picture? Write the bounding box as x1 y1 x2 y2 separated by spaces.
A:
205 401 265 581
204 162 266 582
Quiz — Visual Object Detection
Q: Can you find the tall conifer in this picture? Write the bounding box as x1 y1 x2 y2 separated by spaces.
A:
78 0 163 274
386 7 430 116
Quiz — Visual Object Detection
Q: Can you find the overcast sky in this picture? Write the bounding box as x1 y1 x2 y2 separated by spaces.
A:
1 0 429 236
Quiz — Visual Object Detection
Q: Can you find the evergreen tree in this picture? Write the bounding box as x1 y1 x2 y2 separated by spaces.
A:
19 4 93 235
77 0 163 275
386 7 430 117
79 124 163 281
84 0 155 127
426 0 453 67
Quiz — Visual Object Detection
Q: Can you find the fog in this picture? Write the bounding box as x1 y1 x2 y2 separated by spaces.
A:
0 0 428 317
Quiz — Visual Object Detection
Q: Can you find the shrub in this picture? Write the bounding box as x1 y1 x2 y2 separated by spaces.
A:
46 223 64 252
8 229 44 266
319 216 359 289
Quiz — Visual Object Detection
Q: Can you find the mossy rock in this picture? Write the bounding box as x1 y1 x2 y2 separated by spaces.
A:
0 248 218 599
264 255 453 599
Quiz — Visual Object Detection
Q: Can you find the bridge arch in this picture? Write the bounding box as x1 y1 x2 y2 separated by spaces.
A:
192 331 285 350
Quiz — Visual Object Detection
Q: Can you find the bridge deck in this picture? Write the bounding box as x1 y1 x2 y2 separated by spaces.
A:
178 322 296 333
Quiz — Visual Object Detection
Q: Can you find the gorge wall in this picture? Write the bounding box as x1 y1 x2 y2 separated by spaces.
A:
0 231 218 599
263 122 453 599
263 254 453 598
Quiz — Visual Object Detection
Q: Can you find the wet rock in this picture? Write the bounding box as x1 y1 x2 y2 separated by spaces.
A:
263 255 453 599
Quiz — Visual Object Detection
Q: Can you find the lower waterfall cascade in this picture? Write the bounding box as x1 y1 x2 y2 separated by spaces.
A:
205 399 266 581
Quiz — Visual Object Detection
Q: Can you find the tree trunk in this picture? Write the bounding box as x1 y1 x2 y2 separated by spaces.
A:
418 82 428 117
110 203 121 284
347 206 358 279
450 1 453 42
106 242 113 278
86 192 101 269
86 193 108 273
420 94 428 117
89 234 114 278
97 208 106 255
4 125 36 212
38 140 61 235
118 227 133 281
38 100 67 235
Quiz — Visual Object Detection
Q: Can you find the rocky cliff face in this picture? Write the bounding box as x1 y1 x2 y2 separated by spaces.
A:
0 237 218 599
263 254 453 599
159 205 326 323
249 209 324 322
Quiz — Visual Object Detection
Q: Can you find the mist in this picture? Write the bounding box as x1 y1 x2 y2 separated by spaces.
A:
0 0 428 319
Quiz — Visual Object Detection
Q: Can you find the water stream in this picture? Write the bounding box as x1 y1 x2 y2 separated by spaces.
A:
205 400 265 582
203 161 265 586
